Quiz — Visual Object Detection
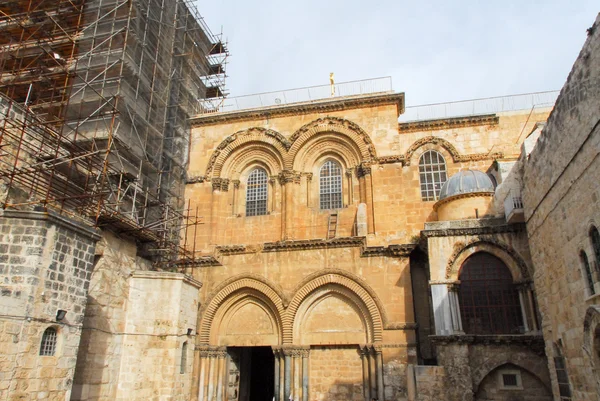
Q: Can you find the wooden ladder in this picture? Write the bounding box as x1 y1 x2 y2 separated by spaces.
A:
327 213 338 239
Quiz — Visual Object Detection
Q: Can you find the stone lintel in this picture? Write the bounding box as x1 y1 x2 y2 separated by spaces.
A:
0 208 101 241
131 271 203 289
191 92 405 126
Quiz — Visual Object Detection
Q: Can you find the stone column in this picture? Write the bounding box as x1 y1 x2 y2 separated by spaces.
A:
368 346 377 400
207 352 216 401
231 180 240 215
305 173 313 207
284 350 291 401
216 349 227 401
374 345 384 401
447 283 464 334
279 170 300 240
269 177 277 212
197 347 209 401
358 164 375 234
517 281 538 332
273 348 281 401
345 170 353 206
359 346 370 401
301 348 310 401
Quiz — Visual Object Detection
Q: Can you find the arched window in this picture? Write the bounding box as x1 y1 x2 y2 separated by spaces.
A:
459 252 523 334
590 226 600 271
246 168 268 216
180 341 188 374
418 150 447 201
580 250 595 295
40 327 57 356
319 160 343 210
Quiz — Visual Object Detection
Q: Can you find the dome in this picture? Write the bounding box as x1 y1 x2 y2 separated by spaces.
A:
439 170 495 200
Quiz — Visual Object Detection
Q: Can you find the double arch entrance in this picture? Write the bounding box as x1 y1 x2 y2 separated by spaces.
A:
195 273 385 401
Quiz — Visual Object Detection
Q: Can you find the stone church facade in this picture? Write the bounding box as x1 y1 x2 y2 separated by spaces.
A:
0 11 598 401
183 89 554 401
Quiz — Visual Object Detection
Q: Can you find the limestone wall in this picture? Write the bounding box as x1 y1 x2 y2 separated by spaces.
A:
71 232 152 401
522 13 600 401
0 210 99 401
187 100 551 251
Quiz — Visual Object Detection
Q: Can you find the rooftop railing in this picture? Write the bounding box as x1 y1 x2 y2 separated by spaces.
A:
399 90 559 122
199 76 393 114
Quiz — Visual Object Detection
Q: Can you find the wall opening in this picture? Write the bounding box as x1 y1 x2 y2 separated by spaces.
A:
228 346 274 401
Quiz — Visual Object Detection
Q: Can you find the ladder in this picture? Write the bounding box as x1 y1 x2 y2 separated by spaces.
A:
327 213 338 239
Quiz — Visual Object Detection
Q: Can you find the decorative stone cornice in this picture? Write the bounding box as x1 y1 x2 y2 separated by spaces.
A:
263 237 365 252
422 221 526 238
211 177 230 192
191 93 405 126
186 174 206 184
188 255 222 267
376 155 406 165
361 243 416 258
398 114 500 133
385 322 418 330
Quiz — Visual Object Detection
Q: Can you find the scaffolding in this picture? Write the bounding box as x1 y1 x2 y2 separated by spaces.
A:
0 0 229 267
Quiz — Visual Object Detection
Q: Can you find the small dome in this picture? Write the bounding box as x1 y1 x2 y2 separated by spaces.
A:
439 170 495 200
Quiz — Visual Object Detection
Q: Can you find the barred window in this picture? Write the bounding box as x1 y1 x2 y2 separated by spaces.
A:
320 160 343 210
180 341 188 374
590 226 600 271
419 150 447 201
459 252 523 334
580 250 595 295
246 168 268 216
40 327 57 356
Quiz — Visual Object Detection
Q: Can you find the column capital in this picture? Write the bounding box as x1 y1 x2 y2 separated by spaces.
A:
357 163 372 178
211 178 230 192
278 170 302 185
280 345 310 357
198 345 227 357
232 179 240 189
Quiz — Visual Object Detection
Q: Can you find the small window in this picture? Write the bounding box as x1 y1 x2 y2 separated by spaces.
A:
554 355 572 400
418 150 447 201
180 341 188 374
590 226 600 271
497 369 522 390
580 250 595 295
40 327 57 356
319 160 343 210
246 168 268 216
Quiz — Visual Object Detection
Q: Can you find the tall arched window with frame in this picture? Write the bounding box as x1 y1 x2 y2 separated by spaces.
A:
590 226 600 272
580 250 595 295
246 168 268 216
319 160 343 210
458 252 523 334
418 150 447 201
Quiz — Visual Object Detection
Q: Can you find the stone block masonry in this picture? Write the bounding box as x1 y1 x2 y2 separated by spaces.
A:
0 209 100 401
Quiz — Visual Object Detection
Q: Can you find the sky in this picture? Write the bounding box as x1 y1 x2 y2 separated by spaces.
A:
194 0 598 106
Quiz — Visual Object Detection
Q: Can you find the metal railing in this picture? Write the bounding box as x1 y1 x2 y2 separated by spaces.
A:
199 76 393 114
399 90 559 122
504 189 524 218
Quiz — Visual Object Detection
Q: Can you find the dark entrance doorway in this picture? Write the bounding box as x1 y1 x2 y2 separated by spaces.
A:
227 346 274 401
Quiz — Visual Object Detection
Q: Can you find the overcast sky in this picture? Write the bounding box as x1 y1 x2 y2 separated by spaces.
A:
195 1 598 106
